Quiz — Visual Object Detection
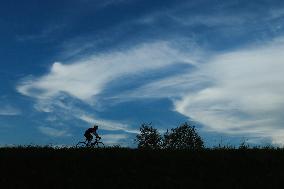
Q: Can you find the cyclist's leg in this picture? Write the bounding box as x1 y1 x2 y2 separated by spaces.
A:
84 133 88 142
85 134 93 146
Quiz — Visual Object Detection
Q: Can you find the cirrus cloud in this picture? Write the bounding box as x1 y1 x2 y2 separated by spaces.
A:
38 126 71 137
0 105 21 116
16 33 284 145
17 41 195 102
117 37 284 145
16 41 197 134
173 38 284 145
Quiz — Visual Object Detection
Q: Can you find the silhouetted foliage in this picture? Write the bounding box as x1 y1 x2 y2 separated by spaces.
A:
2 147 284 188
136 123 162 149
239 138 249 150
163 122 204 150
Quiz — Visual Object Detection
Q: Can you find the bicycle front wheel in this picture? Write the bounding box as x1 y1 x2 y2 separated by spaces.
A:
76 141 87 148
91 142 104 148
97 142 105 148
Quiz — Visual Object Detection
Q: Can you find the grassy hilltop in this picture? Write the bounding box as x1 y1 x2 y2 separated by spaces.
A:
1 146 284 189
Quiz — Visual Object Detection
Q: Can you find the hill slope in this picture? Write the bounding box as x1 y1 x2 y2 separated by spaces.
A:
0 147 283 188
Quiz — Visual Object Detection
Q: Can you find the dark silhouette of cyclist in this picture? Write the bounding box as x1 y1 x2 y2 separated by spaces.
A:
84 125 101 145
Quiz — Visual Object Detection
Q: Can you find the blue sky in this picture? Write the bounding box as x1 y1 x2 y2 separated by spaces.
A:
1 0 284 147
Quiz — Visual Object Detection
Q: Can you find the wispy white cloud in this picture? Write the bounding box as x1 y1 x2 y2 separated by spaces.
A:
16 24 64 42
17 35 284 144
136 3 284 44
15 1 284 146
113 37 284 144
38 126 71 137
0 105 21 116
173 37 284 144
101 134 129 146
17 41 195 102
78 114 138 133
97 0 134 8
269 7 284 19
23 91 136 133
17 41 197 135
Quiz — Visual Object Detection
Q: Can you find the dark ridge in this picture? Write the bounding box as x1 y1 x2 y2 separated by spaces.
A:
0 147 283 189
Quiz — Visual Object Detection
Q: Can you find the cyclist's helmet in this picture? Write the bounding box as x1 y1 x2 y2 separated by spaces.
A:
93 125 98 129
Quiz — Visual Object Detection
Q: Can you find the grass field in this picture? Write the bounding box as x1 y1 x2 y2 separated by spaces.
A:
1 146 284 188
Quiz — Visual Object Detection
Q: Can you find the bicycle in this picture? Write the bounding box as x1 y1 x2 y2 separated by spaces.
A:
76 137 105 148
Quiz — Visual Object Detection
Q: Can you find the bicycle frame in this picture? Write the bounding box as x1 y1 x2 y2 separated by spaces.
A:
76 138 104 148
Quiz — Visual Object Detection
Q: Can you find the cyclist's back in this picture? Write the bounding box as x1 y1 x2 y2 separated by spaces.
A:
84 125 100 143
85 128 95 135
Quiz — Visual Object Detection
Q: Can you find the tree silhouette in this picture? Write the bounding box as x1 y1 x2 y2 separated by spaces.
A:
136 123 162 149
163 122 204 150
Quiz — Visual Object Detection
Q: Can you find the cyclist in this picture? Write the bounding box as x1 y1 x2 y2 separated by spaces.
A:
84 125 101 145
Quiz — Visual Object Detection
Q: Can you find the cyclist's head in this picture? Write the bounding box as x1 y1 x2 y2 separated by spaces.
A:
93 125 98 129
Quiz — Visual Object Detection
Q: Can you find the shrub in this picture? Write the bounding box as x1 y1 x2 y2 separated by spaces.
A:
136 123 162 149
163 122 204 150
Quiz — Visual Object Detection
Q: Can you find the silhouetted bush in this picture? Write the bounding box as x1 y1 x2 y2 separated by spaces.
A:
135 123 162 149
239 139 250 150
163 122 204 150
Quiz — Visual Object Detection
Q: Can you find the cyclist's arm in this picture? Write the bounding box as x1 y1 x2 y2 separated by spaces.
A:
93 132 100 138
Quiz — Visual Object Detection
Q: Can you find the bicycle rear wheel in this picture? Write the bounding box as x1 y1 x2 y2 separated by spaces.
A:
76 141 87 148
